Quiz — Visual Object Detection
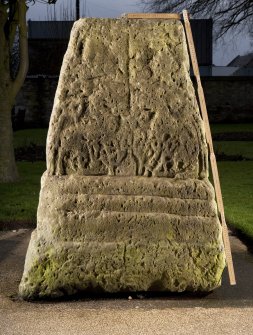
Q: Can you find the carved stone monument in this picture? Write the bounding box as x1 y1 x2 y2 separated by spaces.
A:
19 18 225 299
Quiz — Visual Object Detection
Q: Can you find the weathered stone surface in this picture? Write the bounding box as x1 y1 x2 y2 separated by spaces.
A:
19 18 225 299
46 18 208 179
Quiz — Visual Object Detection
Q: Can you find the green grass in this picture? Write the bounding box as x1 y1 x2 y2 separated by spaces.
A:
13 125 253 148
218 161 253 239
211 123 253 134
214 141 253 159
0 161 252 241
0 162 46 223
1 128 253 241
13 128 48 148
13 124 253 145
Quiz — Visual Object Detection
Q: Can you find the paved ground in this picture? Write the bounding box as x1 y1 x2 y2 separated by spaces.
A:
1 229 253 335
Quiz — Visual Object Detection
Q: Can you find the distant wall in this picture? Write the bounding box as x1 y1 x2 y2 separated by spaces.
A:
202 76 253 122
16 76 253 128
28 40 68 75
15 76 58 128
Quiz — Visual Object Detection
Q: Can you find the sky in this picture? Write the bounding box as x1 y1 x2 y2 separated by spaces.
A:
26 0 252 66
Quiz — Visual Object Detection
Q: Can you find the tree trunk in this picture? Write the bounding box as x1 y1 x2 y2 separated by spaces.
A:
0 5 18 182
0 0 28 182
0 39 18 182
0 96 18 182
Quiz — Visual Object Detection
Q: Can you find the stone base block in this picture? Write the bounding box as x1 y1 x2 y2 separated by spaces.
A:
19 173 225 299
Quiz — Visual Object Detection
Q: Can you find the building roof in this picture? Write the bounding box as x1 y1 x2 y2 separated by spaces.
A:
28 20 213 65
28 20 74 39
27 19 213 74
227 53 253 67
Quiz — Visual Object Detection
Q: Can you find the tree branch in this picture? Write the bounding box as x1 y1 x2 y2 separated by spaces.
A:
141 0 253 39
12 0 28 98
0 2 8 13
0 2 8 69
8 1 19 50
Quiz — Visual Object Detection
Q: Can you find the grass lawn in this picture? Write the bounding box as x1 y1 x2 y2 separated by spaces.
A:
211 123 253 134
13 128 48 148
0 160 252 240
1 128 252 241
214 141 253 159
13 125 253 146
218 161 253 239
0 162 45 223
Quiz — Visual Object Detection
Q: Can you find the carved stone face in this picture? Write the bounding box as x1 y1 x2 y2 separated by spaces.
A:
47 18 208 179
19 19 225 300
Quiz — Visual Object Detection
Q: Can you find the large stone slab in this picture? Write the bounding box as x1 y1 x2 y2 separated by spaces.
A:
46 18 207 179
19 18 225 299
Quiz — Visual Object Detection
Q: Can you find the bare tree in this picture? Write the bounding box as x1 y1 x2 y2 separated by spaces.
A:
46 1 75 20
46 0 86 21
76 0 79 20
0 0 57 182
141 0 253 38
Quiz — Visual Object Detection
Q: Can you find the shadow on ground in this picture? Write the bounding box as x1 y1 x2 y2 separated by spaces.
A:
0 229 253 309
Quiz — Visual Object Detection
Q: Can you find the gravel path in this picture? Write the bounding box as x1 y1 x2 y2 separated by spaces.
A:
1 229 253 335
